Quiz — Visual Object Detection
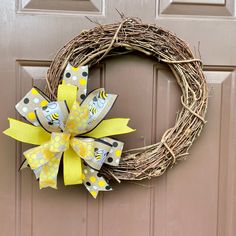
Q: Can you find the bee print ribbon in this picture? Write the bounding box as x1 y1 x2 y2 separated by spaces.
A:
4 63 135 198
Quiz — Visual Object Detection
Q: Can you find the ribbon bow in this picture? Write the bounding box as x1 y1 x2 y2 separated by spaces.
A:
4 63 134 198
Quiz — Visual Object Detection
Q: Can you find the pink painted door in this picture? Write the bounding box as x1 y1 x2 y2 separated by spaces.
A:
1 1 236 236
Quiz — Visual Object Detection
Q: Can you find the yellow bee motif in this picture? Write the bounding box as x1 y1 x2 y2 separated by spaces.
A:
98 91 108 100
46 113 60 125
95 152 102 160
51 113 59 121
94 149 106 161
90 107 97 115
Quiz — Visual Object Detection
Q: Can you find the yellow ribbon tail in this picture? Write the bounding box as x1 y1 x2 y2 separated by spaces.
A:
39 155 61 190
3 118 51 145
84 118 135 138
63 147 83 185
57 84 78 110
23 142 62 189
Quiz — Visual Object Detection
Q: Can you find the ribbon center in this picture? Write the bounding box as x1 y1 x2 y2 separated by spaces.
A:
49 132 71 152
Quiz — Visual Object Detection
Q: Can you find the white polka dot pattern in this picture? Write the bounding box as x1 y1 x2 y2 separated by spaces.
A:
82 164 112 198
15 88 50 126
102 137 124 166
62 63 88 104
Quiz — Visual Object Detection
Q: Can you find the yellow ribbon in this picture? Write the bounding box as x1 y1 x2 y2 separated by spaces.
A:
22 131 94 188
4 118 133 147
57 84 77 110
3 118 51 145
63 148 83 185
84 118 135 138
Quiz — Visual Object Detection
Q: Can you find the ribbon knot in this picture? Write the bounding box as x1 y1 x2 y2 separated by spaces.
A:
49 131 96 162
49 132 71 152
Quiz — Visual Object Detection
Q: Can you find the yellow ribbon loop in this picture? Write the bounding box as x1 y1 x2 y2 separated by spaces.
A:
24 142 52 169
65 101 89 135
57 84 77 110
70 138 94 160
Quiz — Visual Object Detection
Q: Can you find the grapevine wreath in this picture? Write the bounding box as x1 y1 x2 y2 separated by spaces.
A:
4 18 208 198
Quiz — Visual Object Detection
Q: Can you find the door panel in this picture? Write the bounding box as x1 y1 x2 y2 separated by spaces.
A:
158 0 234 16
18 0 103 14
1 1 236 236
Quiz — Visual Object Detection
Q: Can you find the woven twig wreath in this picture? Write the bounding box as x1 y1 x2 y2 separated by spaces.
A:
46 18 208 182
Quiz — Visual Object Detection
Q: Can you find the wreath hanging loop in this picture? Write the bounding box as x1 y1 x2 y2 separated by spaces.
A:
46 18 208 182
